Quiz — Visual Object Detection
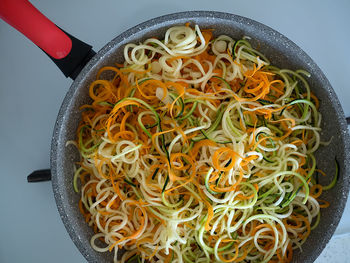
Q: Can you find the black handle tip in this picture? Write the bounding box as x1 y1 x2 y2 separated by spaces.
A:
27 169 52 182
46 27 95 80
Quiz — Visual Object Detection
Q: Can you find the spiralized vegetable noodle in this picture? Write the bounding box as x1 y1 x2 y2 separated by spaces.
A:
72 24 335 263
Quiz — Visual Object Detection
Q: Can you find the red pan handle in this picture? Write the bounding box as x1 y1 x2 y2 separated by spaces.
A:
0 0 72 59
0 0 95 79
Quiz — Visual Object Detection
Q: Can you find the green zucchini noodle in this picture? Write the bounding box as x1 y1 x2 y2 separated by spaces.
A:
72 24 335 263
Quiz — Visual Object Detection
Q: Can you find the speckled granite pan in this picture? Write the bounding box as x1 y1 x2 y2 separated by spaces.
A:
50 11 350 263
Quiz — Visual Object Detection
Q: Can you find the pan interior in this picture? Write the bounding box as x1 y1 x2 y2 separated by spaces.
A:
51 11 350 263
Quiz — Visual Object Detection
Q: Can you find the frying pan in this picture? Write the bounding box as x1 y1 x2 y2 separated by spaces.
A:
1 0 349 262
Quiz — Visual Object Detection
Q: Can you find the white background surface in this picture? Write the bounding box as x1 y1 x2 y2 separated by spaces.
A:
0 0 350 262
